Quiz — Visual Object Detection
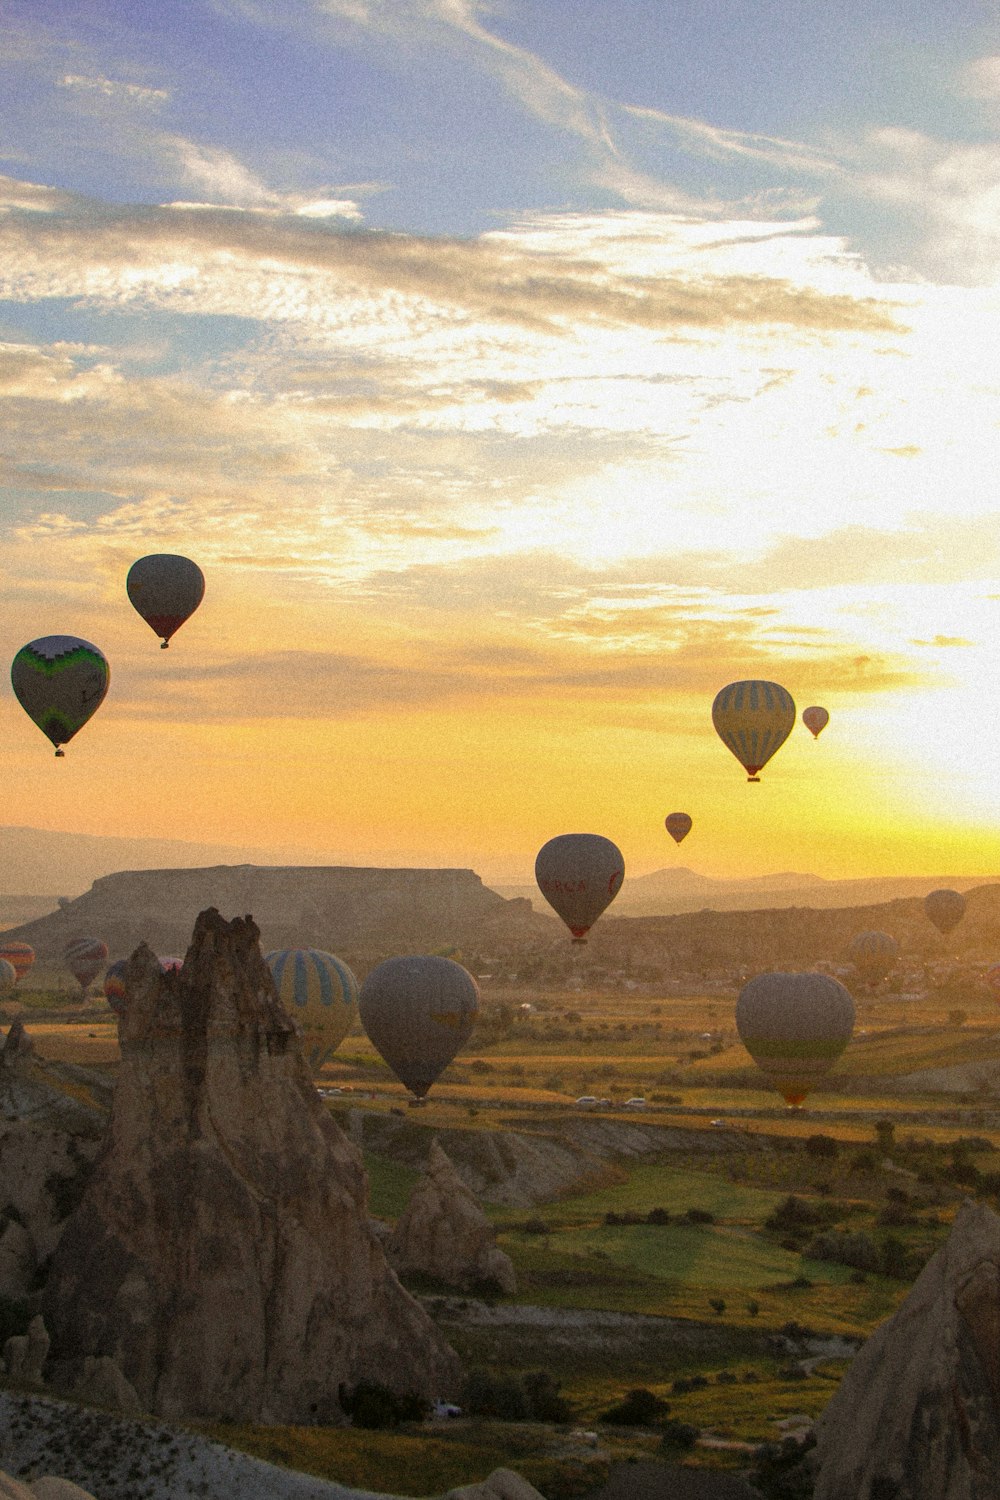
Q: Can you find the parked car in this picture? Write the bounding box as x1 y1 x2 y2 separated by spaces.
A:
624 1097 647 1110
575 1095 598 1108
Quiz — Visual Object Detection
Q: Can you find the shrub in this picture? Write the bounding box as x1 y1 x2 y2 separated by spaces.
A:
708 1298 726 1314
646 1206 671 1225
600 1388 668 1427
806 1230 879 1272
765 1196 821 1232
339 1382 428 1428
747 1300 760 1317
659 1419 699 1450
470 1060 493 1075
685 1207 715 1224
716 1369 738 1384
521 1218 549 1235
852 1150 877 1173
462 1369 529 1420
522 1370 572 1423
804 1134 839 1159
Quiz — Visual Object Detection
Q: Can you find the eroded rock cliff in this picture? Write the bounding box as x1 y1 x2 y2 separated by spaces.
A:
42 908 459 1423
809 1197 1000 1499
387 1139 516 1293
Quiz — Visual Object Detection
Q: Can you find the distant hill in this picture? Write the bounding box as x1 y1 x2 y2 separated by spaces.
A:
4 865 545 970
494 868 998 917
0 825 338 897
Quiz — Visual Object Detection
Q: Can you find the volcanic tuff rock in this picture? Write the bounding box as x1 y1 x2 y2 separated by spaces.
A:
6 865 543 964
387 1140 516 1293
808 1197 1000 1499
41 908 460 1423
0 1023 106 1291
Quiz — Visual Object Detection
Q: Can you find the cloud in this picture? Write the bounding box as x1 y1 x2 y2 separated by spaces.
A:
58 74 170 106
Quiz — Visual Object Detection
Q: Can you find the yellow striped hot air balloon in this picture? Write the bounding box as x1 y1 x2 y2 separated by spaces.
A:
712 680 796 782
265 948 358 1069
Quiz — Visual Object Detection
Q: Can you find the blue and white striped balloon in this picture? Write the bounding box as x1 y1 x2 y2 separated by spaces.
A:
265 948 358 1069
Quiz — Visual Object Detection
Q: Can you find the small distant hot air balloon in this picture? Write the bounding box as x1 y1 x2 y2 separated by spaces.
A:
104 958 128 1016
265 948 358 1069
802 706 829 739
736 971 855 1108
986 965 1000 1004
0 959 16 993
925 889 966 936
535 833 624 943
665 812 693 845
359 955 479 1097
11 636 109 756
0 942 34 984
849 930 899 987
126 553 205 648
64 936 109 994
712 680 796 782
159 956 184 974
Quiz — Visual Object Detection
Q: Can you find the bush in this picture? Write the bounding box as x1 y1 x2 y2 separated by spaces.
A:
852 1150 878 1173
765 1196 821 1232
522 1370 572 1423
659 1419 698 1450
646 1206 671 1225
470 1060 493 1074
521 1218 549 1235
805 1134 839 1159
463 1369 570 1422
685 1207 715 1225
806 1230 879 1272
708 1297 726 1314
749 1433 816 1499
339 1382 428 1428
600 1388 668 1427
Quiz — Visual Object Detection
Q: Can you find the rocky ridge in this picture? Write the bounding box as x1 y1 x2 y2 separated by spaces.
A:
386 1140 516 1293
41 909 459 1422
808 1196 1000 1498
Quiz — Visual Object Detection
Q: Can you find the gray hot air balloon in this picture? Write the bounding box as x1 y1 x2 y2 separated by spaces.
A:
736 971 855 1108
358 955 479 1097
925 888 966 936
849 930 899 987
535 833 625 943
11 635 110 756
126 553 205 648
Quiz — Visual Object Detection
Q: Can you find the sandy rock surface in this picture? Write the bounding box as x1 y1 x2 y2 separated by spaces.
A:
388 1141 516 1292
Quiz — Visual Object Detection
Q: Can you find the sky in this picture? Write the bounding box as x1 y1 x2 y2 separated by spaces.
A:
4 0 1000 885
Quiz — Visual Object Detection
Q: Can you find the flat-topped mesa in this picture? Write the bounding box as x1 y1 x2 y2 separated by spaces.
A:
43 907 460 1423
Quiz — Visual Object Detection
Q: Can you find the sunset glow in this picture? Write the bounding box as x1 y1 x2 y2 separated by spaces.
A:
4 1 1000 883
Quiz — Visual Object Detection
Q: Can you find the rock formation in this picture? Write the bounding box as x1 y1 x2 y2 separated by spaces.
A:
7 864 542 964
4 1316 49 1385
808 1197 1000 1498
387 1140 516 1293
0 1023 107 1296
0 1477 96 1500
42 908 460 1423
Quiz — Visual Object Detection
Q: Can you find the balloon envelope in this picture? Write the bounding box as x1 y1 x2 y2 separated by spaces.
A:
736 971 855 1107
359 955 479 1097
849 930 899 987
11 636 109 755
104 958 128 1016
665 812 693 845
265 948 358 1068
0 942 34 983
802 706 829 739
712 680 796 781
925 889 966 935
64 935 109 991
0 959 16 993
127 553 205 647
535 833 625 942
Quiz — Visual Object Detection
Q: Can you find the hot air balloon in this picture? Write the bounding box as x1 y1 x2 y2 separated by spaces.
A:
11 636 109 756
0 959 16 993
535 833 624 943
126 553 205 648
159 956 184 974
104 958 128 1016
849 930 899 987
986 965 1000 1004
712 680 796 782
736 971 855 1108
802 706 829 739
0 942 34 983
359 955 479 1097
665 812 693 845
265 948 358 1069
64 936 109 993
925 889 966 936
